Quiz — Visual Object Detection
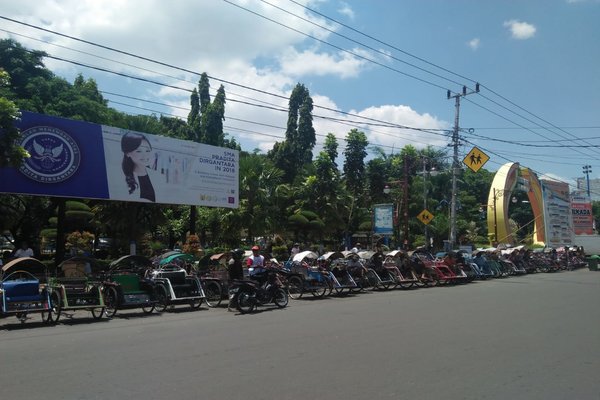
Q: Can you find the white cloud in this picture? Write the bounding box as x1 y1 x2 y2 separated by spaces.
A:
468 38 481 50
1 0 448 157
338 2 355 19
503 19 537 40
278 47 371 78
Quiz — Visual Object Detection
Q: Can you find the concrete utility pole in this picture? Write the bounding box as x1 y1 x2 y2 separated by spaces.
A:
447 84 479 248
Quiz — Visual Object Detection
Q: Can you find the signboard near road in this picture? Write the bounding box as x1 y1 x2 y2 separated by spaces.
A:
463 146 489 172
417 209 434 225
0 111 239 208
571 194 594 235
373 203 394 235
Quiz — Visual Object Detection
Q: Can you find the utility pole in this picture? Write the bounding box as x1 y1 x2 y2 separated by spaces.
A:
422 157 429 248
447 84 479 249
403 154 410 250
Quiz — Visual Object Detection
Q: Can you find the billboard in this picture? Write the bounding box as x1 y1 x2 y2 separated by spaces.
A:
373 204 394 235
0 111 239 208
541 179 572 247
571 194 594 235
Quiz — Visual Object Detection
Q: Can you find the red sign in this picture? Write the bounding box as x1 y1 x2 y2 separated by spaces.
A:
571 199 594 235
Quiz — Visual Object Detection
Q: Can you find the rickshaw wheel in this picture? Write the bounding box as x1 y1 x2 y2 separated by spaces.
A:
141 302 155 314
50 292 61 322
311 283 327 298
155 285 169 313
103 286 118 318
189 298 203 310
90 307 104 320
287 275 304 299
203 281 222 308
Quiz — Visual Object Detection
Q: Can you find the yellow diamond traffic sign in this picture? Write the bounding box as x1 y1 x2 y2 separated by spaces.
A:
463 146 489 172
417 209 434 225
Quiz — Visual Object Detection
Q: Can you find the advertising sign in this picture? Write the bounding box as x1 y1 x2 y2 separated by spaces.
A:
571 195 594 235
541 179 572 247
373 204 394 235
0 111 239 208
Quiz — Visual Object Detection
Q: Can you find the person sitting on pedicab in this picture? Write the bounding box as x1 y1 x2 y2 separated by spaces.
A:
346 253 367 278
443 251 462 275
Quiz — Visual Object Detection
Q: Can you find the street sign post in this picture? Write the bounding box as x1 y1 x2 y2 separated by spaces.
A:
417 209 434 225
463 146 489 172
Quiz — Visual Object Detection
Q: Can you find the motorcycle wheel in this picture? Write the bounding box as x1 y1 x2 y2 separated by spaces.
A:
236 291 255 314
287 275 304 299
273 288 288 308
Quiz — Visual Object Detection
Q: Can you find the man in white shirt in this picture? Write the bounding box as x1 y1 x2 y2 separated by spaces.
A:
14 242 34 258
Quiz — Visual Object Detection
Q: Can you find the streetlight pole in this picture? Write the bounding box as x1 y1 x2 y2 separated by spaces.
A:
583 165 592 198
493 188 498 246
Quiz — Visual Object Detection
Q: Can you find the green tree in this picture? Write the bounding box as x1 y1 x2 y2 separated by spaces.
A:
323 133 339 169
187 88 200 141
0 70 28 167
201 84 226 146
343 128 368 196
270 83 315 183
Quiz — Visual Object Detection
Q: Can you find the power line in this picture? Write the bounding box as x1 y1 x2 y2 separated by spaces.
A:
1 20 454 142
221 0 451 91
257 0 466 88
278 1 600 158
3 13 596 174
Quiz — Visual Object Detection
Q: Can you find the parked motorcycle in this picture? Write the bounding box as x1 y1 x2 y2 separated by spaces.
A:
228 266 288 314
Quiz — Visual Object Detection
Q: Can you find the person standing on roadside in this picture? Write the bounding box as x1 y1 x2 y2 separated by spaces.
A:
228 248 245 312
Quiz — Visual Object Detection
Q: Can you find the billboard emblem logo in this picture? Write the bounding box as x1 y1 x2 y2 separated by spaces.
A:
19 126 81 183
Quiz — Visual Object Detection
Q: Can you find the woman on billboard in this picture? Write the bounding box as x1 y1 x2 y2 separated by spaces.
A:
121 132 156 202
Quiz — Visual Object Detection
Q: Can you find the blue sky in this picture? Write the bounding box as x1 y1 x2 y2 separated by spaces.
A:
1 0 599 190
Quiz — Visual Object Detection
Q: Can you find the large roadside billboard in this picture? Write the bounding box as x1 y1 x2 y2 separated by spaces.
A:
571 194 594 235
0 111 239 208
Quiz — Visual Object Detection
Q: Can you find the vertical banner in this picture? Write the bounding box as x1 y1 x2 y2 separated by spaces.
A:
541 179 573 247
571 194 594 235
0 111 239 208
373 203 394 235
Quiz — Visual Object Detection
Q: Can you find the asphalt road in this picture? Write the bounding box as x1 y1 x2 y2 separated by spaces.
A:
1 270 599 400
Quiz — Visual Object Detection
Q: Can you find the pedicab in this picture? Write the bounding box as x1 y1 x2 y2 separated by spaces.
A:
344 251 377 291
0 257 57 324
384 250 420 288
149 252 205 312
429 251 468 284
159 251 223 307
102 255 157 317
358 251 397 290
197 252 229 307
408 251 444 286
284 251 330 299
48 256 105 321
320 251 359 295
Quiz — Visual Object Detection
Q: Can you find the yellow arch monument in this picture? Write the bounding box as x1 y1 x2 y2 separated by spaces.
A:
487 162 546 246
